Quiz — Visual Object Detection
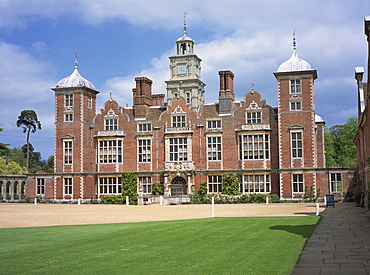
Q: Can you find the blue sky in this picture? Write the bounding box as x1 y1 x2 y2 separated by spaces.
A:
0 0 369 160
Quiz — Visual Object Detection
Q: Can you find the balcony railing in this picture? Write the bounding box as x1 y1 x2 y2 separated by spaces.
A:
236 124 271 131
95 130 126 137
165 126 193 134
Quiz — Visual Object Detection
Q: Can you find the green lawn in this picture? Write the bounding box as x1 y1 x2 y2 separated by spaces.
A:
0 216 319 274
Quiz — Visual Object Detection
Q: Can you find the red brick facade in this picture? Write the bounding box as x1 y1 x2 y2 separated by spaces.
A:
15 31 355 202
354 17 370 209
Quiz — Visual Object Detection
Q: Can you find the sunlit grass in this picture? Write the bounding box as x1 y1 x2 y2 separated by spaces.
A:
0 216 319 274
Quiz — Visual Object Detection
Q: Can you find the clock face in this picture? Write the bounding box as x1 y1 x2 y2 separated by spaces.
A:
178 64 186 74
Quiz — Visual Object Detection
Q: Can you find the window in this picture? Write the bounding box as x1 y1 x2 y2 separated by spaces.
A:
291 132 303 158
65 113 73 122
290 101 301 111
98 140 123 163
139 177 152 194
36 178 45 196
246 112 261 124
208 175 222 193
138 123 152 132
65 94 73 107
172 115 186 127
330 173 342 192
186 92 190 104
138 139 151 163
207 120 221 129
64 178 73 196
290 79 301 93
64 141 73 164
207 136 222 160
239 134 269 160
105 118 117 130
99 177 122 195
292 174 304 193
242 175 270 193
169 138 187 161
87 95 92 109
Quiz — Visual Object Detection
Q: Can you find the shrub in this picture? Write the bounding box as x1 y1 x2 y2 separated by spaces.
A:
270 194 280 203
100 195 124 204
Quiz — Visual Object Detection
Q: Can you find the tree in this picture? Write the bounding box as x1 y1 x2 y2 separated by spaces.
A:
0 157 28 175
221 172 241 195
325 117 358 167
121 172 138 205
0 128 11 160
16 110 41 169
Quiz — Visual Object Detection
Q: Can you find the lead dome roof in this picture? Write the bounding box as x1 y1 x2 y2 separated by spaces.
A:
55 61 96 90
277 49 312 72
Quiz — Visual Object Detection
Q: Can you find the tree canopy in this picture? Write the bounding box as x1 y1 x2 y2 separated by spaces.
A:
16 110 41 169
0 157 28 175
325 117 357 167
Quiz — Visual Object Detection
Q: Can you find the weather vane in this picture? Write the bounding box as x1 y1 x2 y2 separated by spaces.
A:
75 49 79 69
293 29 297 51
183 12 187 37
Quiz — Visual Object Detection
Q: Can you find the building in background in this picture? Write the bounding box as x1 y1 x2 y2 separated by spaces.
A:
354 16 370 209
2 18 355 202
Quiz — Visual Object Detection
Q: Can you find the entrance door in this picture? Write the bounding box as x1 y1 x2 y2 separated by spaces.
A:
171 177 187 196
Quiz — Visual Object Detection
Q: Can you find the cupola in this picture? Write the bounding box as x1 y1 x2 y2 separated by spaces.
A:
55 60 96 90
277 30 312 72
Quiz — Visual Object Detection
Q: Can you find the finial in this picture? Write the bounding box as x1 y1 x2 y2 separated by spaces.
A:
109 92 113 102
293 29 297 51
75 49 79 69
183 12 187 37
251 83 255 93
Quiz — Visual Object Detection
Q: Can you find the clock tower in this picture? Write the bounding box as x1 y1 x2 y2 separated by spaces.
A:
166 13 206 111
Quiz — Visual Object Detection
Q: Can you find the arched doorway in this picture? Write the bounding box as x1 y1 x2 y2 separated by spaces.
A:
171 177 187 196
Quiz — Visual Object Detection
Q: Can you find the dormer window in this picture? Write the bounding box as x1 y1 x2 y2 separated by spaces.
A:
105 119 117 130
207 120 221 129
246 112 261 124
172 115 186 127
104 109 118 130
138 123 152 132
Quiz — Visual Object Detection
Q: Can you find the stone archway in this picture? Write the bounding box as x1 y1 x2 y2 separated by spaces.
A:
170 177 187 196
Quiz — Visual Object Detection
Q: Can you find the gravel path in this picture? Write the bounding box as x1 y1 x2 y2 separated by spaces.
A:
0 203 324 228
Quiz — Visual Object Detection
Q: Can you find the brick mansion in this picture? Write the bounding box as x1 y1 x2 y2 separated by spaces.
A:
19 21 354 202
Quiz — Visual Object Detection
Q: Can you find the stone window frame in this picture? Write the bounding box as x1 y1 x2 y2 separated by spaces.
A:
65 93 73 107
207 135 222 161
290 79 301 94
207 119 221 129
98 139 123 164
330 173 342 192
169 137 188 162
36 178 45 197
290 101 302 111
138 123 152 132
208 175 222 194
63 177 73 196
291 131 303 159
238 133 270 160
292 174 304 193
63 139 73 165
137 138 152 163
241 174 270 194
138 176 152 194
98 177 122 195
